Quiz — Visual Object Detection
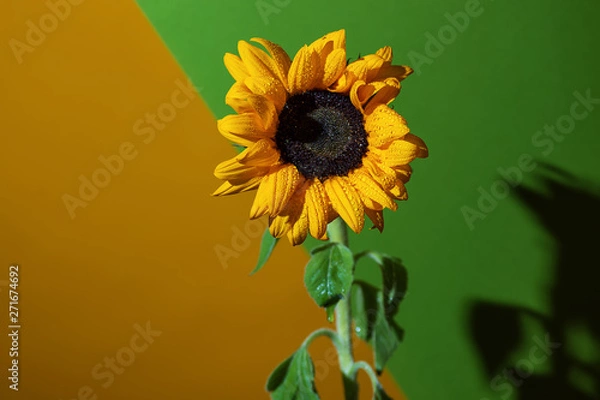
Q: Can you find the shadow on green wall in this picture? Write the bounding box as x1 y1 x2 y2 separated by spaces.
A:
468 163 600 399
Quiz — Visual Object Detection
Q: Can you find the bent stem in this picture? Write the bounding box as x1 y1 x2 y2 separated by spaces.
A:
302 328 339 348
328 218 357 399
351 361 380 392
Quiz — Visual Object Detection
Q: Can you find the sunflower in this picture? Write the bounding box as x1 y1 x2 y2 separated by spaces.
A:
213 30 428 245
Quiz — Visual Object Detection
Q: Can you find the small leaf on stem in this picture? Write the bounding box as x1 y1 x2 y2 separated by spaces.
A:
354 251 408 319
266 353 295 392
373 293 400 374
380 256 407 318
250 228 279 275
304 243 354 308
268 347 320 399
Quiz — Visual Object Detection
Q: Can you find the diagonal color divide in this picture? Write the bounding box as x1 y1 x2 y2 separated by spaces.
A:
0 0 406 399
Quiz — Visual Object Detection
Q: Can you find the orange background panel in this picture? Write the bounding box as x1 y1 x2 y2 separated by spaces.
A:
0 1 405 399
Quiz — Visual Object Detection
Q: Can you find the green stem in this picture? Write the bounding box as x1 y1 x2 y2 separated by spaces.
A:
328 218 356 399
302 328 339 348
328 217 348 246
350 361 380 392
335 294 354 376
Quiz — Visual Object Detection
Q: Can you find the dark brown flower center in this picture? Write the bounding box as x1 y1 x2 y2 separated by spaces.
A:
275 90 368 180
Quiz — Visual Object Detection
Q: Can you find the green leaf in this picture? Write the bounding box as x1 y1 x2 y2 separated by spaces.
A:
295 348 319 398
351 281 401 372
270 369 298 400
380 256 407 318
373 294 400 374
266 353 295 392
250 228 279 275
269 347 319 400
351 281 379 341
389 320 405 343
304 243 354 308
232 143 245 153
354 251 407 318
353 252 406 374
374 385 394 400
309 242 335 255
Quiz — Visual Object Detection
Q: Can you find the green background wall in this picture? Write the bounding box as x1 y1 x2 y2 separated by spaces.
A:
135 0 600 398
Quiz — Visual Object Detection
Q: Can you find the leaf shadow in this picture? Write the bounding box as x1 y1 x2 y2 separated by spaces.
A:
468 163 600 399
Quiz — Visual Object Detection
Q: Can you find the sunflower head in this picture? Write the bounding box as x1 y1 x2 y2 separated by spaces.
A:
213 30 428 246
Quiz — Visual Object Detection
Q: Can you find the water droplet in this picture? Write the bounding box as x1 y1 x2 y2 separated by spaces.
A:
326 306 335 323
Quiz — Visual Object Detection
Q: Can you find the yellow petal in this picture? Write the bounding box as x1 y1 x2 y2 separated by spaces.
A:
329 71 354 94
285 188 309 246
250 193 269 219
365 208 384 232
389 180 408 200
215 140 278 189
350 78 400 114
255 164 302 216
307 31 347 90
362 54 387 82
238 40 280 81
364 104 410 148
310 40 331 89
288 45 320 95
269 215 290 238
362 157 396 191
308 29 346 55
224 53 250 82
322 48 347 88
349 80 369 113
217 113 271 147
212 177 262 196
247 95 278 132
330 58 369 94
349 169 396 210
287 213 308 246
327 29 346 49
403 133 429 158
324 177 364 233
236 138 279 166
330 44 406 93
268 183 308 242
363 78 401 115
305 179 329 240
250 37 292 90
345 59 370 83
225 82 254 113
340 49 403 87
245 76 287 112
375 46 393 63
214 158 269 181
378 136 423 166
394 164 413 183
376 65 413 82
